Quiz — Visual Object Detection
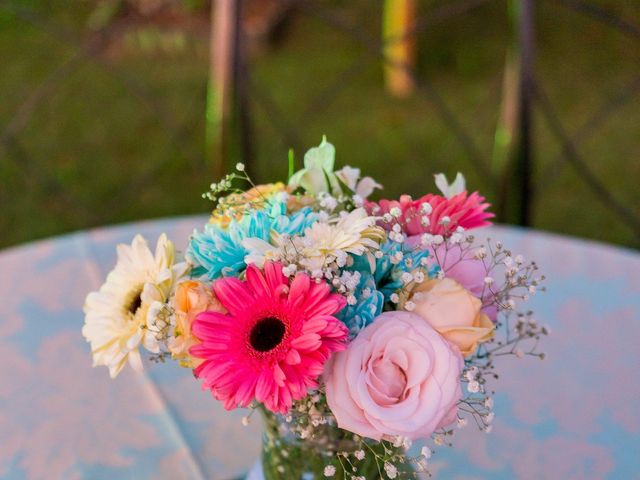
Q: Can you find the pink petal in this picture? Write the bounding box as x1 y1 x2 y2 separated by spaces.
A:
288 274 310 306
213 277 254 315
285 349 301 365
273 363 286 387
291 333 322 351
255 372 274 403
264 262 286 292
301 316 328 334
245 263 271 298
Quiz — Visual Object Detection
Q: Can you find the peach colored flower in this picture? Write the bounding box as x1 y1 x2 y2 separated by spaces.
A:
286 193 316 212
427 245 498 321
209 183 287 227
169 280 226 368
408 278 494 357
324 311 463 441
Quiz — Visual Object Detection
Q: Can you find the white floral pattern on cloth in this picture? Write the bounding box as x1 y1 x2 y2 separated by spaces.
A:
0 216 638 479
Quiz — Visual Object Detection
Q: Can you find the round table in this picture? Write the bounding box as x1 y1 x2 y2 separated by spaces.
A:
1 216 638 479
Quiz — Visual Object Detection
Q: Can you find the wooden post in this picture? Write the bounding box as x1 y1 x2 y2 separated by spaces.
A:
207 0 239 179
517 0 535 226
495 0 535 226
382 0 417 98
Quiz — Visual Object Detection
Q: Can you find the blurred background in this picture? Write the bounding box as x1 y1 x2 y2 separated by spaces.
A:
1 0 638 249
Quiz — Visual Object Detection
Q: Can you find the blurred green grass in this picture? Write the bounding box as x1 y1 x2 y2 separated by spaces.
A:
1 0 639 249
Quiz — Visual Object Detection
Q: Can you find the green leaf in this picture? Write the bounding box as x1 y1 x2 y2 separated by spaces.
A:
322 167 334 194
288 148 295 181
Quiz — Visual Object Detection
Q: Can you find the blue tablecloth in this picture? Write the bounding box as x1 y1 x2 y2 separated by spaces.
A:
1 216 639 479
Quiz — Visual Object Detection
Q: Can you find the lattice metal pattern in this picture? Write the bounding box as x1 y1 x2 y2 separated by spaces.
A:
1 0 638 247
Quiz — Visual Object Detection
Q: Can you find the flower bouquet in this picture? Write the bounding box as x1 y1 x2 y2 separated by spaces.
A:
83 138 547 479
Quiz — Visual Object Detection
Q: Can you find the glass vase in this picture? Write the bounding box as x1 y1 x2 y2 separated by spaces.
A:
258 409 414 479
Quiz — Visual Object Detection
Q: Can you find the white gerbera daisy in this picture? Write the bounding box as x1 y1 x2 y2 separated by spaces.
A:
300 208 385 271
82 234 189 378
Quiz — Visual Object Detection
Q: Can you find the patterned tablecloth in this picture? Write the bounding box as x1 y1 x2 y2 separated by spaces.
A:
1 216 639 479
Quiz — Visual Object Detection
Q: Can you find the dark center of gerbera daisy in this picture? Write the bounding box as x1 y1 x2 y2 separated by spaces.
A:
126 287 143 315
249 317 286 352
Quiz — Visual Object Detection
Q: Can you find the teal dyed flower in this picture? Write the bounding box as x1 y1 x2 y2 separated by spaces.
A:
350 239 435 301
337 272 384 337
187 201 318 279
374 240 435 300
266 201 318 237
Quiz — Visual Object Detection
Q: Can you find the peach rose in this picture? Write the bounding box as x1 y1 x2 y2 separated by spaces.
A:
409 278 494 357
324 311 463 441
431 245 498 321
169 280 226 368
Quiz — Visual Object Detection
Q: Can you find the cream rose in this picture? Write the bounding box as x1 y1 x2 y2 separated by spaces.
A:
409 278 494 357
324 311 463 441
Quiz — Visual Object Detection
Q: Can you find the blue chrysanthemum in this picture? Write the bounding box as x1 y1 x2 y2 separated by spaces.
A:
187 200 317 279
266 200 318 237
337 272 384 336
375 240 437 300
350 239 436 301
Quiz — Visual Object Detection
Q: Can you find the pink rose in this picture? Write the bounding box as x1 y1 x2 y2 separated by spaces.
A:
324 311 463 441
409 278 494 357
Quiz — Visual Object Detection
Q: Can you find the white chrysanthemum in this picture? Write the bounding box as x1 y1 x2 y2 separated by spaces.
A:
82 234 189 378
241 237 282 268
300 208 385 271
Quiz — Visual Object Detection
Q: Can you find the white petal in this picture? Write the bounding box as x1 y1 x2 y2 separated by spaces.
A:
303 135 335 171
336 165 360 190
434 172 466 198
127 349 144 373
355 177 382 198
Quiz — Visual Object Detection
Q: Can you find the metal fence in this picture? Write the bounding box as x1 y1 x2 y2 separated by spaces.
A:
1 0 639 246
213 0 640 237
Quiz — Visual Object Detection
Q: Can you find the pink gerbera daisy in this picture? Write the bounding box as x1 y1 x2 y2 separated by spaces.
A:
369 191 493 237
190 262 348 414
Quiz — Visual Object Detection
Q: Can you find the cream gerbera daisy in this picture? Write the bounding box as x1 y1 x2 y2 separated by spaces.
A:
82 234 189 378
300 208 386 271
